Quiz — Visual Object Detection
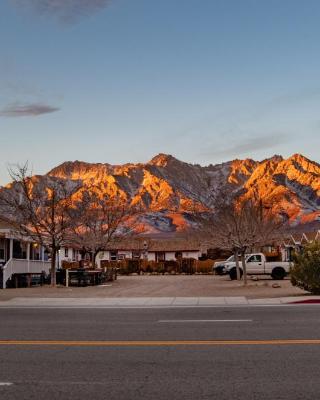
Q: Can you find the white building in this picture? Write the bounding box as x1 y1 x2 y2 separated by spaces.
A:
96 239 203 267
0 217 51 289
58 246 82 267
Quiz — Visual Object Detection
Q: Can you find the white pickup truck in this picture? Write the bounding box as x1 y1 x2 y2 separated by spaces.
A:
224 253 291 280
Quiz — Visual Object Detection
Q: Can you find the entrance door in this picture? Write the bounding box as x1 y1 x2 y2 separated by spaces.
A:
246 254 263 273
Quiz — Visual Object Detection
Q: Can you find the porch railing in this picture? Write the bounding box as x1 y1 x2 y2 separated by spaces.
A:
2 258 51 289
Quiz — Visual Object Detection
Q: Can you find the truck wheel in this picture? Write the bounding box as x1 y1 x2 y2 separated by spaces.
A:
229 267 242 280
271 267 286 280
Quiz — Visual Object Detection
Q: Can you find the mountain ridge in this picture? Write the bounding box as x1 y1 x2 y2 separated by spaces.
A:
44 153 320 234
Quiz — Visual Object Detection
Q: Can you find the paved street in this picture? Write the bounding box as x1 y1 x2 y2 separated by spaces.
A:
1 305 320 399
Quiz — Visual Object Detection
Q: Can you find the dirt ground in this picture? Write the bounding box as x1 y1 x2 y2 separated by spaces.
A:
0 275 307 300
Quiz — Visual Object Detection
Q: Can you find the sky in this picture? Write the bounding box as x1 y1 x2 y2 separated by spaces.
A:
1 0 320 185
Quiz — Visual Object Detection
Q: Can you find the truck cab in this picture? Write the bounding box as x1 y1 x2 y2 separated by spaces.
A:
245 253 264 274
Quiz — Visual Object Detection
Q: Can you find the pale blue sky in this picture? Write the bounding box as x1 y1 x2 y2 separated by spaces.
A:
1 0 320 185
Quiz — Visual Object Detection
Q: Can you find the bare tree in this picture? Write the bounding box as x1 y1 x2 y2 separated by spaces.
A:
0 163 82 286
195 194 285 285
69 188 142 267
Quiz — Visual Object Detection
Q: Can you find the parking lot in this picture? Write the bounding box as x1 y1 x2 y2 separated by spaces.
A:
0 274 306 300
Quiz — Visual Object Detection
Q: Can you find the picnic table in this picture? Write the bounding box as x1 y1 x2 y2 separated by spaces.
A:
66 267 117 287
12 272 46 288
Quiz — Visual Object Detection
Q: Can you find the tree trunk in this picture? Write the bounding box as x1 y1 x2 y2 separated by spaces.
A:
51 249 56 287
93 251 99 269
234 250 241 280
241 251 248 286
80 247 86 260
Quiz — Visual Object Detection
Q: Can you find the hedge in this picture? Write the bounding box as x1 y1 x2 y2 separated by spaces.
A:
290 242 320 294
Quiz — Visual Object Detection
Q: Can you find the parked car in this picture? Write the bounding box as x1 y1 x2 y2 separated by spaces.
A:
224 253 291 280
213 254 243 275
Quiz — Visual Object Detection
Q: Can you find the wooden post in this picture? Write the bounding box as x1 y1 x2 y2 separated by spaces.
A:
66 268 69 288
9 239 13 259
27 243 30 273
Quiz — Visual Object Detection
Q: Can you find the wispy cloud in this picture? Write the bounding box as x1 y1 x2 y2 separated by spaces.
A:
0 103 60 117
11 0 112 23
202 133 290 159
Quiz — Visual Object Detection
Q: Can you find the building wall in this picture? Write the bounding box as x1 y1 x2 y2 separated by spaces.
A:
147 252 156 261
182 251 200 259
164 252 176 261
59 247 81 266
96 249 200 267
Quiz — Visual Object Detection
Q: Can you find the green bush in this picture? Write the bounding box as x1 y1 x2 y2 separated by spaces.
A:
291 242 320 294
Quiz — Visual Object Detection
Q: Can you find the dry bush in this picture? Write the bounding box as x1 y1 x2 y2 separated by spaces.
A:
194 259 214 273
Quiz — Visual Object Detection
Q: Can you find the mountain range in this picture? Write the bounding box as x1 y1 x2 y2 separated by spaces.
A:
45 153 320 235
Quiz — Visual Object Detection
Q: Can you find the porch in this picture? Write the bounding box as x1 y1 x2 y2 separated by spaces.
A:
0 237 51 289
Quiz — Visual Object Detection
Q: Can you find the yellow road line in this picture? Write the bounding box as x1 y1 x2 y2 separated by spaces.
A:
0 339 320 346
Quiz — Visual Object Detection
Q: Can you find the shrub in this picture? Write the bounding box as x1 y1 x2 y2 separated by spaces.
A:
127 259 141 274
291 242 320 294
194 259 214 273
164 260 179 273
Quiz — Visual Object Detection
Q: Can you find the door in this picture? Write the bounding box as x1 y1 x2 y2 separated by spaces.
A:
246 254 263 274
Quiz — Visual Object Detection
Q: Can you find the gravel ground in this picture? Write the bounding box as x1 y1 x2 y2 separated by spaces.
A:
0 274 306 300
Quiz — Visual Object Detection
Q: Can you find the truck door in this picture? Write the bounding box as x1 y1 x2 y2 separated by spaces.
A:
246 254 263 274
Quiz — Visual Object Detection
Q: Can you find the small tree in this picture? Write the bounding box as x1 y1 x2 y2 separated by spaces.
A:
196 195 285 285
291 242 320 294
0 163 82 286
69 189 141 267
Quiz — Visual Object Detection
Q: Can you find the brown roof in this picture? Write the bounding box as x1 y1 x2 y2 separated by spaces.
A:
105 238 201 252
301 232 318 243
290 234 302 244
0 216 18 231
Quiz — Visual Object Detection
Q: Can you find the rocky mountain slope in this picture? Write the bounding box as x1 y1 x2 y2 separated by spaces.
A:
46 153 320 234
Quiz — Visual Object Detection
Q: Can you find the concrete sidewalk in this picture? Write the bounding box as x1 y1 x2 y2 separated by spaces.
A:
0 296 319 307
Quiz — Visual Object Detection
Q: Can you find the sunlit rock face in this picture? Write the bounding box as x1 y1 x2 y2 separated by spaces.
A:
14 153 320 234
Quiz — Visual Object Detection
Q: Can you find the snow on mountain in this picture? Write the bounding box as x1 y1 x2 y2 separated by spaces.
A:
19 153 320 234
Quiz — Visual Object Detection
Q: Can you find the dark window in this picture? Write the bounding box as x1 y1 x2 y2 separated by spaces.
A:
248 255 262 263
156 252 165 262
132 251 141 259
0 239 5 260
12 240 27 259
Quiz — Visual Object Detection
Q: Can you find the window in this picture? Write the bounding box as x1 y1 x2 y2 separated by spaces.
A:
156 252 165 262
30 243 41 260
248 255 262 263
64 247 69 258
132 251 141 259
0 238 5 260
110 251 118 261
12 240 27 259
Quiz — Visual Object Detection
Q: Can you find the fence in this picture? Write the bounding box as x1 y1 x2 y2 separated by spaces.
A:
100 258 214 275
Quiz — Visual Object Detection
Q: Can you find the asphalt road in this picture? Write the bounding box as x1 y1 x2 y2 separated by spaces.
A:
1 306 320 400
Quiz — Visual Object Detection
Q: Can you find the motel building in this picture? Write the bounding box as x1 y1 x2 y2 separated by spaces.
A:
96 239 204 267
